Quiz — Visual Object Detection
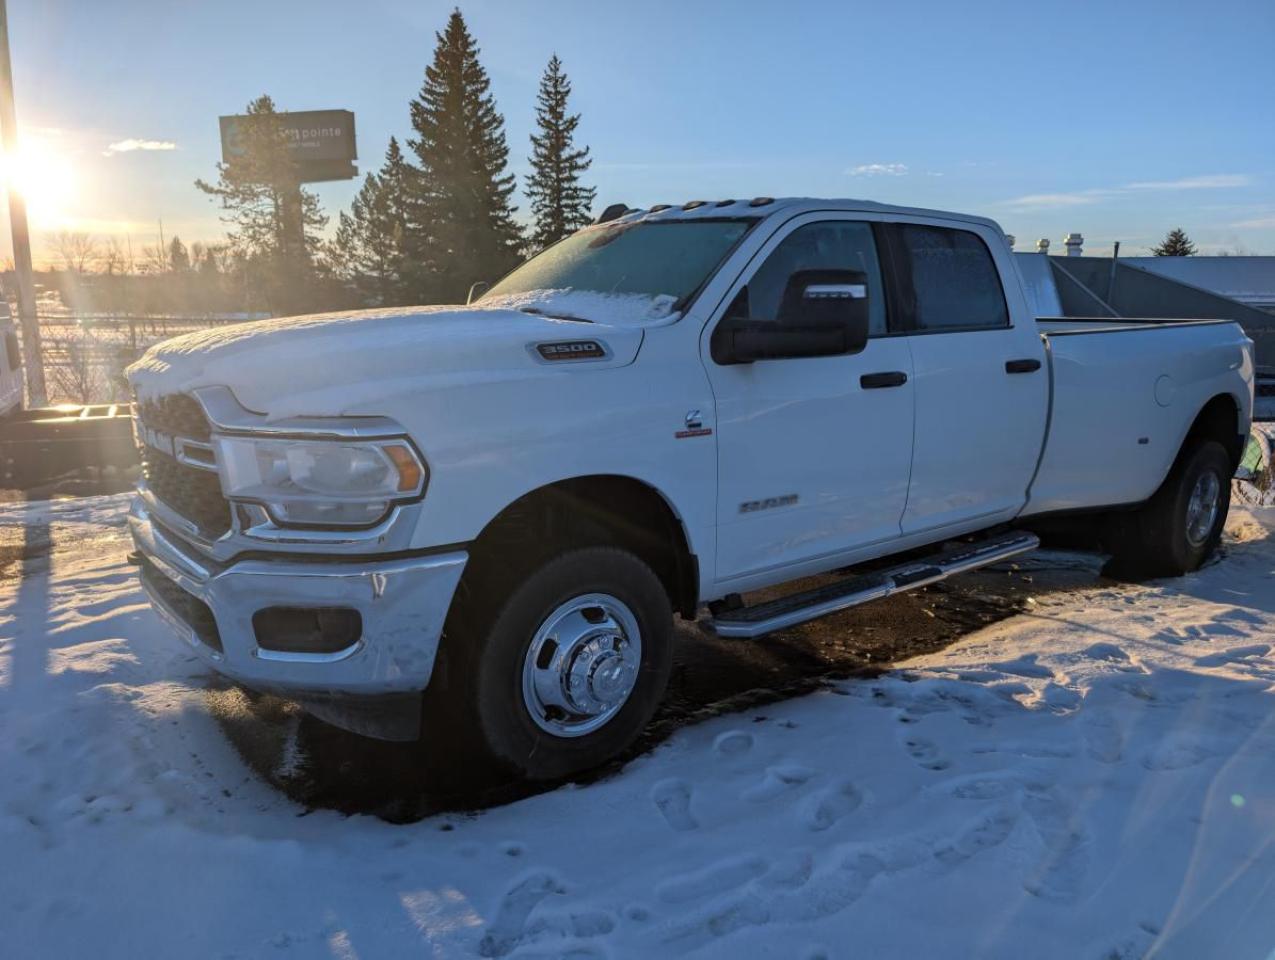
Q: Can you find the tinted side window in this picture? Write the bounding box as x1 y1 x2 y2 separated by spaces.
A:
899 225 1008 331
734 221 887 335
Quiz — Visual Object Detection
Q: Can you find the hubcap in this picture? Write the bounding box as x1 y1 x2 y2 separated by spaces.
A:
521 593 642 738
1185 470 1221 547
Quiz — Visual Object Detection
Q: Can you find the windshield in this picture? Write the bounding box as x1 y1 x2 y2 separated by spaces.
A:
481 218 755 314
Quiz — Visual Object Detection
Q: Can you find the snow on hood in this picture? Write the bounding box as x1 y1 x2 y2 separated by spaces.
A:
475 288 681 326
125 303 645 417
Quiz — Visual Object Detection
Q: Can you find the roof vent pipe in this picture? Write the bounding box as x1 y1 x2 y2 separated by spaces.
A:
1064 232 1083 257
1036 238 1050 254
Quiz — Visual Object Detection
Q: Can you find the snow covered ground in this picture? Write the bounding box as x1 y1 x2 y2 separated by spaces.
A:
3 495 1275 959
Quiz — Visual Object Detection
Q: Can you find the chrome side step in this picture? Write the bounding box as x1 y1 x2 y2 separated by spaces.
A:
709 531 1040 639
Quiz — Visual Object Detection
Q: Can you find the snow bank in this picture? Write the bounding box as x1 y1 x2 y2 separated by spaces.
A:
3 497 1275 958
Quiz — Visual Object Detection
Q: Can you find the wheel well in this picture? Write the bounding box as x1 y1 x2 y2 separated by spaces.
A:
463 476 699 619
1184 393 1244 469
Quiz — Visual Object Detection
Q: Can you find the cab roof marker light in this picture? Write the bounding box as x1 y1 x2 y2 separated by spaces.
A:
715 199 736 207
594 202 630 224
682 200 708 210
749 197 775 207
649 203 672 212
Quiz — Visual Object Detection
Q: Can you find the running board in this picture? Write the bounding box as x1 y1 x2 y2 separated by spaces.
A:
709 531 1040 639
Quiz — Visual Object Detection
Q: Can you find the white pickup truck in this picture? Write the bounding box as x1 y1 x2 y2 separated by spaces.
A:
127 198 1254 780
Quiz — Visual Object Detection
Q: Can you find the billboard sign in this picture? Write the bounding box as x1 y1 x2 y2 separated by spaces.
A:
218 109 358 183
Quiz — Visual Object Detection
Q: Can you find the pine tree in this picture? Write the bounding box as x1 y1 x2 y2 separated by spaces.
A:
195 94 328 312
405 9 523 302
1152 227 1196 257
525 54 596 252
168 236 190 272
328 137 415 305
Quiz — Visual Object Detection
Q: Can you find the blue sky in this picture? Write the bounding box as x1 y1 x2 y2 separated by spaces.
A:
4 0 1273 264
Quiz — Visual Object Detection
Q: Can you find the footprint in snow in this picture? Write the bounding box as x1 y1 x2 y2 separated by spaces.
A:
1200 618 1247 638
656 855 769 904
758 849 815 891
1194 644 1271 668
477 870 568 959
801 780 864 832
902 736 951 771
1216 608 1264 627
712 730 754 758
987 654 1055 679
525 908 616 940
1142 739 1211 772
1081 713 1124 764
1082 642 1134 665
1022 789 1091 903
742 764 816 803
932 806 1019 867
651 778 698 832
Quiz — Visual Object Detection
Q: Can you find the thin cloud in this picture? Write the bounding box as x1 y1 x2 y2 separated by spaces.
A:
1233 215 1275 229
1127 174 1250 190
1001 191 1108 211
103 138 177 156
848 163 908 177
1002 174 1251 212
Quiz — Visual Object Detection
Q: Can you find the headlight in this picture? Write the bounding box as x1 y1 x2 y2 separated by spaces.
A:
213 435 427 528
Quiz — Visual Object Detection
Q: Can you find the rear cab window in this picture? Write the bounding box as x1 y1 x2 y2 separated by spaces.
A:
894 224 1009 332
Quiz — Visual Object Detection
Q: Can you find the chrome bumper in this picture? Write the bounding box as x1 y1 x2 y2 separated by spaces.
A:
128 497 468 703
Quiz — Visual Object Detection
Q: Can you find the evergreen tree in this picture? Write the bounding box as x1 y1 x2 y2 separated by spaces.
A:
525 54 595 252
195 94 328 312
168 236 190 272
1152 227 1196 257
328 138 415 305
406 9 522 302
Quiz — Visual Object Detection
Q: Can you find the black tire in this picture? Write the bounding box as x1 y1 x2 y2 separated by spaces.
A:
435 546 673 781
1103 439 1232 579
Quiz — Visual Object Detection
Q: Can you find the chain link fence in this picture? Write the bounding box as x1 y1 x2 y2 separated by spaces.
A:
21 314 261 405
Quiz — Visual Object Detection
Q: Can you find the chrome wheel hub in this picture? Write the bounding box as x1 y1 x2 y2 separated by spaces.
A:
1185 470 1221 547
522 593 642 738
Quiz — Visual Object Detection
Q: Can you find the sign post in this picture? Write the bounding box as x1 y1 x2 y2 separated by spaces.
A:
0 0 45 407
218 109 358 280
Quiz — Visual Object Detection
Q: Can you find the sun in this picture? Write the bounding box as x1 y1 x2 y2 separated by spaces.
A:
0 134 78 228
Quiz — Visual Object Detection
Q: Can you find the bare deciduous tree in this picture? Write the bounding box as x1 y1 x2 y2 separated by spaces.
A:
52 231 101 273
100 237 129 276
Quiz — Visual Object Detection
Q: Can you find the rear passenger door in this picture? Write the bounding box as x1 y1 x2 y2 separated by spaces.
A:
887 222 1049 534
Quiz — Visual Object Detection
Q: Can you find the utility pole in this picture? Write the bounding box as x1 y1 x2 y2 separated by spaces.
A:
0 0 45 406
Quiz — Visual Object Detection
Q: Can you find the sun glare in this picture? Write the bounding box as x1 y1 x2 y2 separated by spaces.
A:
0 136 77 227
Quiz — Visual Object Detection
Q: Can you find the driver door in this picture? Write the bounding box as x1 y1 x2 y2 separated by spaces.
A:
702 215 916 585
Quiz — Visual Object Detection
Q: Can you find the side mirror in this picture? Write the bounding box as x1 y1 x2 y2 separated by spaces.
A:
467 281 490 305
712 269 870 365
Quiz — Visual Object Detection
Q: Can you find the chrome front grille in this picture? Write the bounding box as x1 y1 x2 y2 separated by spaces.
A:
134 394 232 540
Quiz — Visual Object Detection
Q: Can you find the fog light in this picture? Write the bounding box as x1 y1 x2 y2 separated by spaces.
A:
252 607 362 655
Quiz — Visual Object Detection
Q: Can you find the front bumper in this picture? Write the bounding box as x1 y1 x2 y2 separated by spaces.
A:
128 497 467 739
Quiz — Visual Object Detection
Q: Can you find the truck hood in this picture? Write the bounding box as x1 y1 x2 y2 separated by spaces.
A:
126 304 645 418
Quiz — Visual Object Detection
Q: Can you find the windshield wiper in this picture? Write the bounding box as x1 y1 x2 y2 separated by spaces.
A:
517 306 592 323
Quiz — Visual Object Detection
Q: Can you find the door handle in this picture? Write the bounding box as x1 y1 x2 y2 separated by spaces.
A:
1005 358 1042 374
860 371 908 389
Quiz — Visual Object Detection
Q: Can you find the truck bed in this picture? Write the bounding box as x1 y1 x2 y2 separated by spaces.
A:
1023 316 1252 516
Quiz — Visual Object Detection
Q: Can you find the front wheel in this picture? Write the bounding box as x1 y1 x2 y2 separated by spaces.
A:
438 546 673 781
1104 439 1232 579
